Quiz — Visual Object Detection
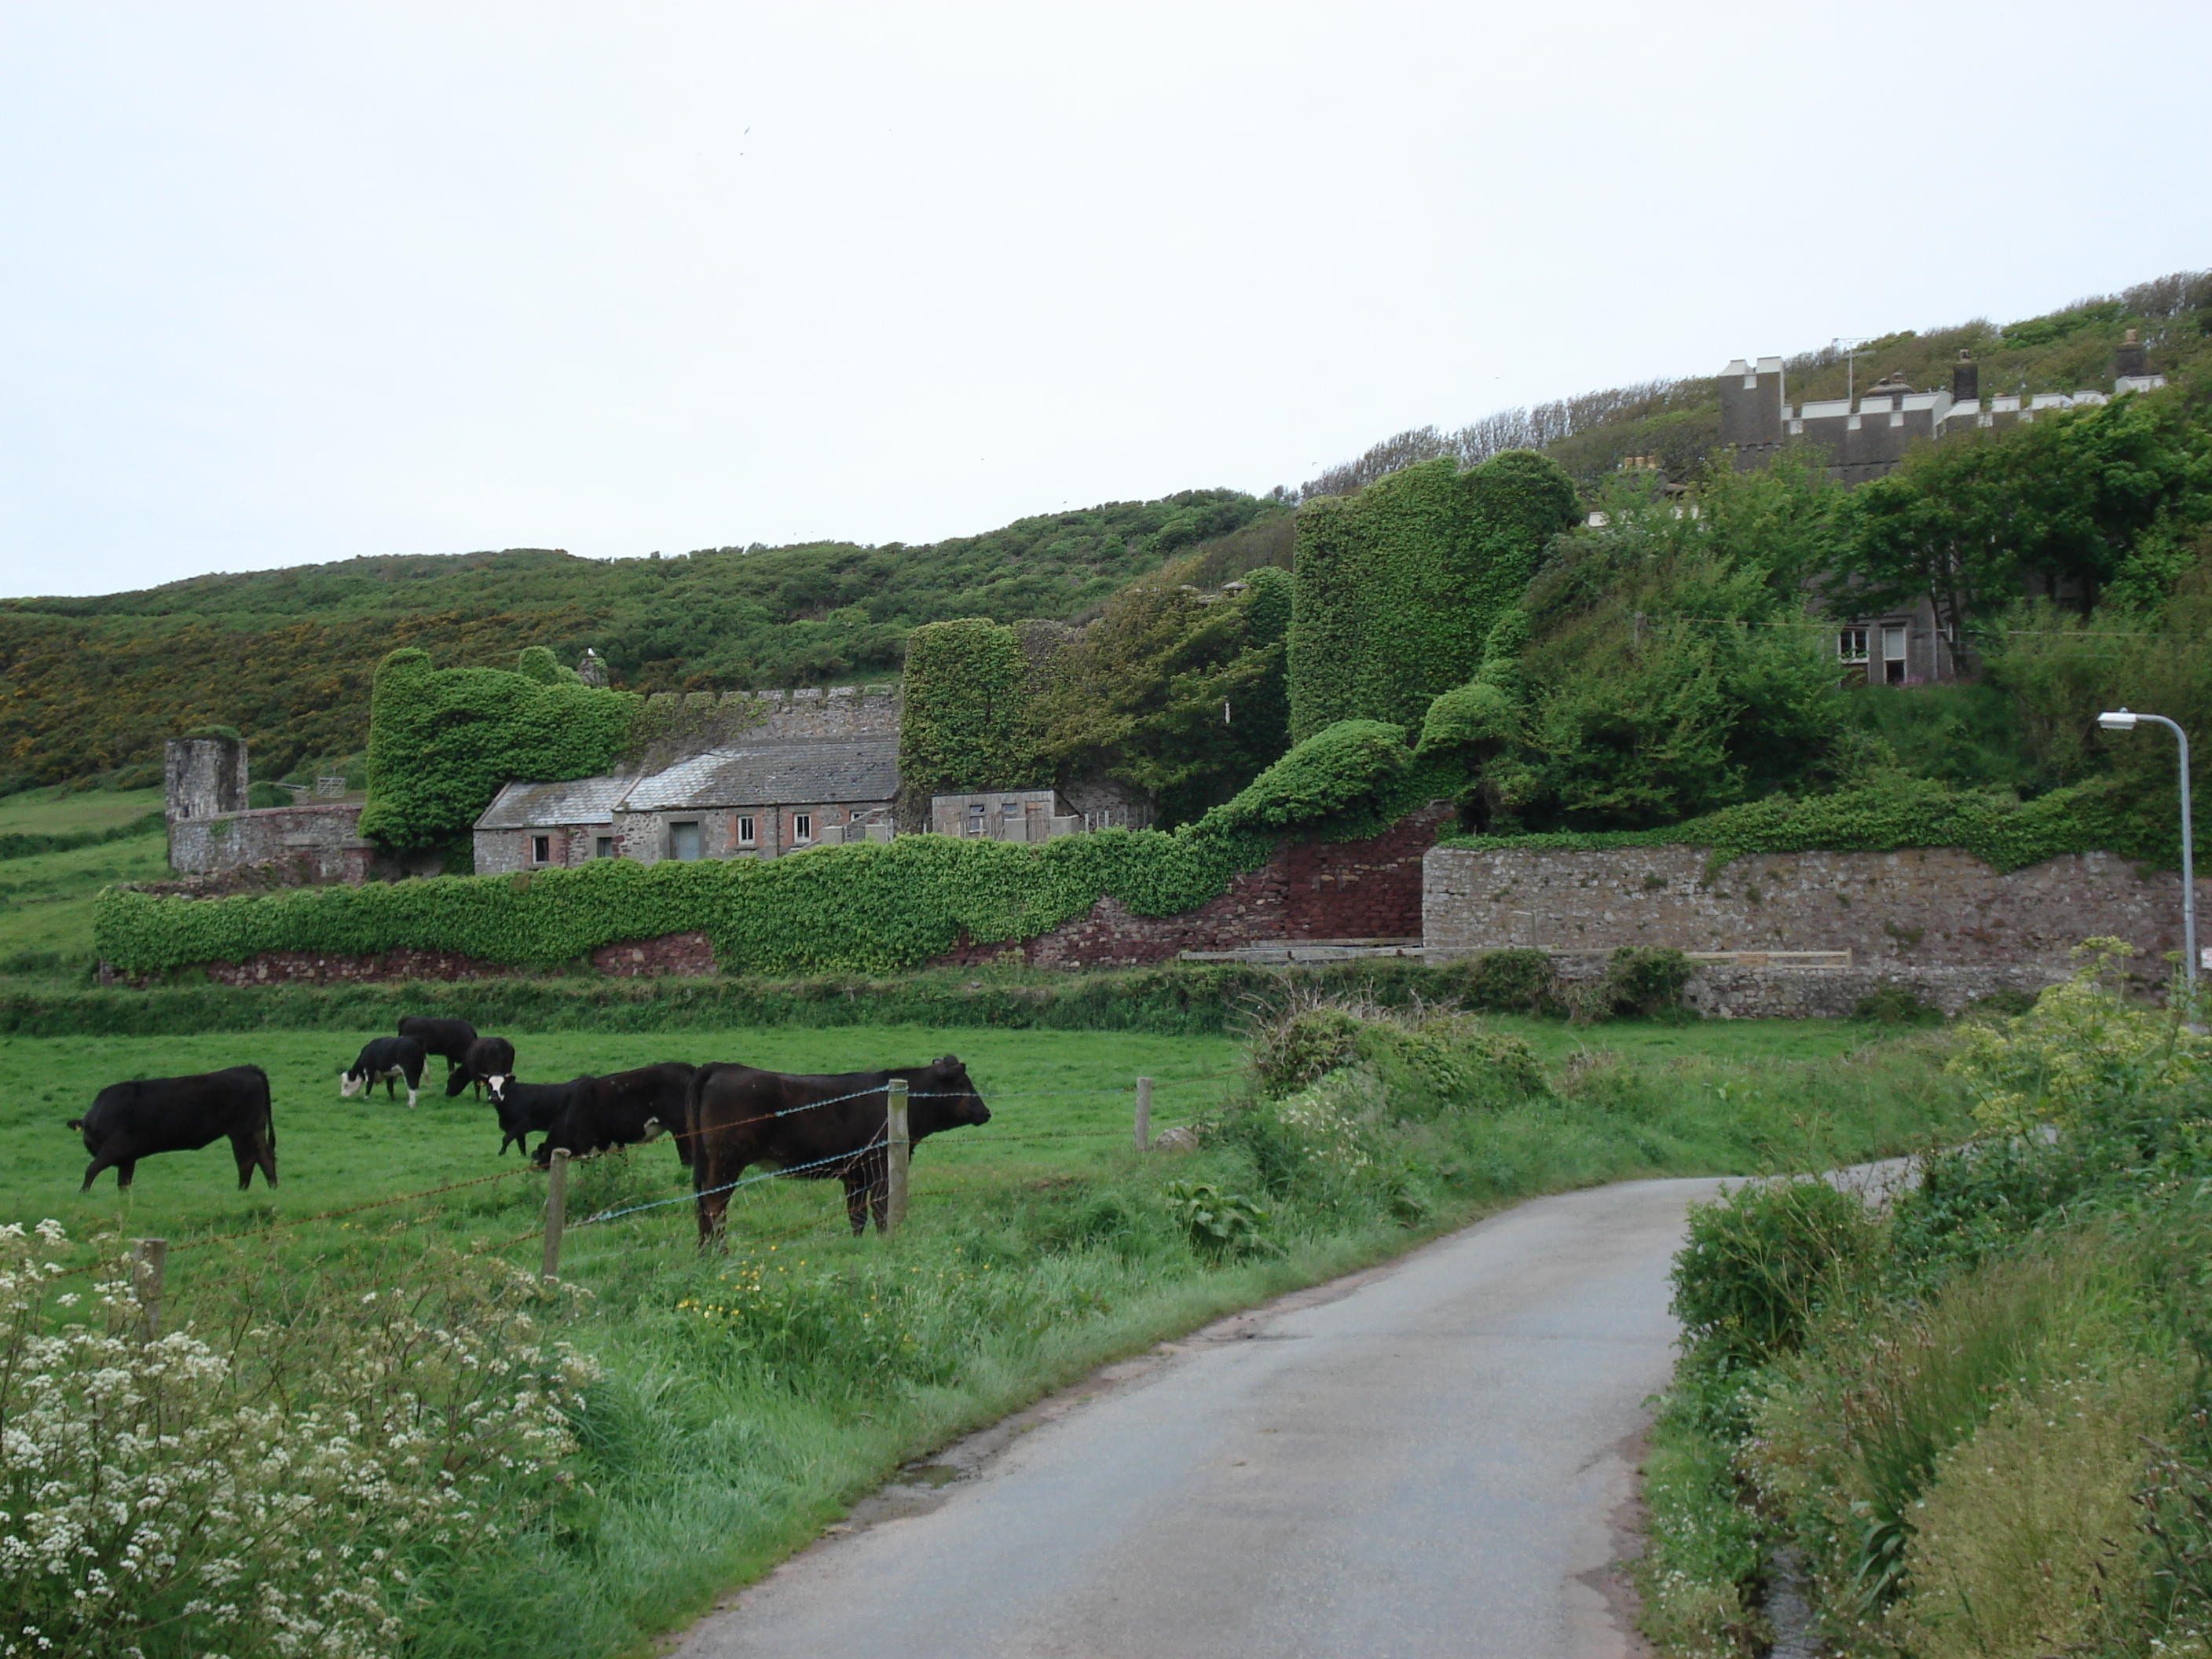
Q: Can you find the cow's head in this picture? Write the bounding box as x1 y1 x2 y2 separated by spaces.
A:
487 1075 512 1108
917 1054 990 1130
339 1069 364 1099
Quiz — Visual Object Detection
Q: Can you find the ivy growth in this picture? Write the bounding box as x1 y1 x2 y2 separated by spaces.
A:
1287 450 1580 741
354 649 637 852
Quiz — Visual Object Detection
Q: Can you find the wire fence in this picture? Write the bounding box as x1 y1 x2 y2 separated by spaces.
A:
48 1071 1225 1316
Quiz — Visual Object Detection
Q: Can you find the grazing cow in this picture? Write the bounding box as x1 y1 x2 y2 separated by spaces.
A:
340 1035 427 1108
397 1016 478 1084
538 1062 698 1166
447 1035 517 1099
485 1075 590 1159
688 1055 991 1243
68 1065 276 1192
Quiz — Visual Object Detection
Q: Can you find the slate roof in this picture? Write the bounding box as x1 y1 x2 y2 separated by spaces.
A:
474 737 900 830
621 737 900 811
476 773 634 830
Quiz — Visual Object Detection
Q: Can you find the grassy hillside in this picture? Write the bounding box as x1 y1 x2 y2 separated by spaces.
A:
0 492 1281 792
0 784 167 976
1301 267 2212 496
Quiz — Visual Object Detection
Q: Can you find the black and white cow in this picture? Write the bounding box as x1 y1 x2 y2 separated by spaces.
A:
68 1065 276 1192
397 1016 478 1084
341 1035 427 1108
485 1075 589 1158
446 1035 517 1100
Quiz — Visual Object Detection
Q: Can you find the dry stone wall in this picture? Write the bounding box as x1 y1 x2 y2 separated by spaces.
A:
164 802 373 885
1426 842 2207 975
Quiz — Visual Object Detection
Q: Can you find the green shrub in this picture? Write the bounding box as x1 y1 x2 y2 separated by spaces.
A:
1671 1177 1876 1375
1594 946 1696 1019
1160 1180 1273 1257
1453 948 1561 1015
1851 980 1943 1026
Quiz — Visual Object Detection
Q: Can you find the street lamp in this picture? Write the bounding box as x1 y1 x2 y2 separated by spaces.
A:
2100 709 2196 991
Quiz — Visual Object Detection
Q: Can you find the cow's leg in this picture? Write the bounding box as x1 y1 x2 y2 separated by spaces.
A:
694 1144 734 1248
405 1071 419 1110
231 1133 257 1190
841 1174 870 1236
115 1158 137 1191
258 1130 278 1188
79 1154 113 1193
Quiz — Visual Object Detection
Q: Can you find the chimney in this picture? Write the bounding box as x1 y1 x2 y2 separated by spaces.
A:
1951 349 1978 403
2116 326 2148 379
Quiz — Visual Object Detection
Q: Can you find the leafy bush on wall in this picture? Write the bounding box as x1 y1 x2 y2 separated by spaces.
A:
354 649 637 852
897 619 1042 799
1287 450 1580 741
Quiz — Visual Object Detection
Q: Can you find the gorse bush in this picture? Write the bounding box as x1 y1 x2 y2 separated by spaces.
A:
0 1225 592 1659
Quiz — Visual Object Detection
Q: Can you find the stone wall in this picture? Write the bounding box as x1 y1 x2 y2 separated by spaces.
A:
188 930 712 987
1424 843 2207 975
164 802 374 884
164 735 247 829
930 804 1450 969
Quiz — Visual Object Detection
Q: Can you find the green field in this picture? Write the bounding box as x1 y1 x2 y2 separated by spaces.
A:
4 1024 1236 1281
0 783 169 974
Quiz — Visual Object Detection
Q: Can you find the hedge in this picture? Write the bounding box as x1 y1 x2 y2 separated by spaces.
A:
2 957 1597 1040
1287 451 1580 740
1437 775 2151 874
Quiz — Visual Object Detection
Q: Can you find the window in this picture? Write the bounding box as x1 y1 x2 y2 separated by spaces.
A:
793 812 812 842
1837 628 1869 664
669 821 701 861
1882 624 1908 685
595 837 614 859
531 835 551 864
738 815 756 847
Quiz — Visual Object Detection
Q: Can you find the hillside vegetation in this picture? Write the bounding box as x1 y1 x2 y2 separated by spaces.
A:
0 493 1279 793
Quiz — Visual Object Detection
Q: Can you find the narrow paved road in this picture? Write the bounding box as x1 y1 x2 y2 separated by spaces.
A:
676 1175 1723 1659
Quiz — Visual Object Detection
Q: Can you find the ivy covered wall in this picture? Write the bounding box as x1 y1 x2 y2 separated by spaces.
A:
355 648 638 853
896 618 1043 801
1287 449 1581 741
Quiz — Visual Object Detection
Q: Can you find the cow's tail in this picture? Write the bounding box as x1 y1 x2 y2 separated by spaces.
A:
245 1064 275 1147
687 1064 726 1194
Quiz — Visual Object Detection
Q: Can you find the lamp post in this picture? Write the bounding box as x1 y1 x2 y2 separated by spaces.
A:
2100 709 2196 991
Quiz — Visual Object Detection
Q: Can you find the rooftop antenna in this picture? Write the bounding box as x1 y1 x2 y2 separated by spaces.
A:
1833 337 1873 406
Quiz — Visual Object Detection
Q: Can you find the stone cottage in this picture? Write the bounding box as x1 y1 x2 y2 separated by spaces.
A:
471 686 900 873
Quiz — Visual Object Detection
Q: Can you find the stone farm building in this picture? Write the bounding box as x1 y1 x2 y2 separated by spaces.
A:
473 686 899 873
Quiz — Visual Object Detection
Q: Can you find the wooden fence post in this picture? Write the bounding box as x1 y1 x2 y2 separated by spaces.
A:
541 1149 569 1283
1133 1075 1153 1152
884 1078 910 1236
130 1237 167 1338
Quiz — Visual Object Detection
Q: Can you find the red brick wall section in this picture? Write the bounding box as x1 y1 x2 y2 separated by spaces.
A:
929 804 1452 969
590 932 718 976
202 948 522 986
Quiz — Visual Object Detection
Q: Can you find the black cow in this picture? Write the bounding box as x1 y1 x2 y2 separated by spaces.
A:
447 1035 517 1099
539 1062 698 1166
68 1065 276 1192
397 1016 478 1084
689 1055 990 1243
485 1075 590 1158
341 1035 427 1108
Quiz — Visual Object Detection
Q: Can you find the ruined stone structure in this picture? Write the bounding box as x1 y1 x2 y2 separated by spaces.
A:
164 734 373 884
928 789 1079 843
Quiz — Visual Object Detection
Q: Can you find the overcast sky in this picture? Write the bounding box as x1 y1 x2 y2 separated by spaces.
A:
2 1 2206 599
